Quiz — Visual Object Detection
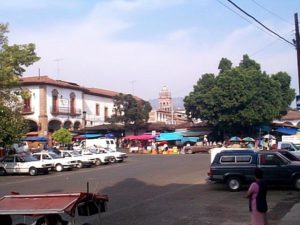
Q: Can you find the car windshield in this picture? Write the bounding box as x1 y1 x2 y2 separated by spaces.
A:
89 149 99 154
70 151 81 156
49 152 62 159
291 143 300 150
21 155 38 162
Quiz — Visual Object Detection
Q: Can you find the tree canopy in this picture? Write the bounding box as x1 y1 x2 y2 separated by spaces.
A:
108 93 152 134
52 128 72 145
184 54 295 136
0 23 40 147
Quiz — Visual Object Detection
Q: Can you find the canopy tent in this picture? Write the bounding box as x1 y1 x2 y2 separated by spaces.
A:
156 132 183 141
242 137 255 142
21 136 48 142
123 134 156 141
275 127 298 135
229 136 242 142
0 192 108 217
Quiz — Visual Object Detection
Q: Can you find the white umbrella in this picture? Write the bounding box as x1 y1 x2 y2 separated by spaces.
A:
263 134 276 139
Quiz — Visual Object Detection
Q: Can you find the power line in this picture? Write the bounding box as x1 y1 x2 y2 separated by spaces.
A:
249 0 293 26
227 0 295 47
250 30 295 56
215 0 271 36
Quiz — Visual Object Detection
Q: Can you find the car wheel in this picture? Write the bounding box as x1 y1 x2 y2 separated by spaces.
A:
77 161 83 168
95 159 101 166
0 168 7 176
109 157 117 163
226 177 241 191
29 167 37 176
294 177 300 190
187 149 193 154
55 164 63 172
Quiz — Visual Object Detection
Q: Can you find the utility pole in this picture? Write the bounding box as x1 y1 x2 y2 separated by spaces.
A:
295 13 300 93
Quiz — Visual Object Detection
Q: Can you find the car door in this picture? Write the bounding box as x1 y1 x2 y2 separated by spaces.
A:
259 153 290 183
1 155 16 173
14 156 24 173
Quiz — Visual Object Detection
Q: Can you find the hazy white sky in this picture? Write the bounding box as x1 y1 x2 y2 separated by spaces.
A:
1 0 299 100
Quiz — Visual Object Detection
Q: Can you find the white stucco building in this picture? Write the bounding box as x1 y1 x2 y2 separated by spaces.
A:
19 76 122 137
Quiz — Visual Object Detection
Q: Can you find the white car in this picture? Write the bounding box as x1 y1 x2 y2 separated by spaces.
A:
0 154 53 176
92 148 127 163
32 151 78 172
77 148 113 166
59 150 93 168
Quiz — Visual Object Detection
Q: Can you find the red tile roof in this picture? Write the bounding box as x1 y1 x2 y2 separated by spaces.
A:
281 110 300 120
20 76 139 99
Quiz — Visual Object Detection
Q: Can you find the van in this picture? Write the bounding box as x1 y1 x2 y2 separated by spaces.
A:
74 138 117 151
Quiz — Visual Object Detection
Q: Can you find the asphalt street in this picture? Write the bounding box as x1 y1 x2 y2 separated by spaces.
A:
0 154 299 225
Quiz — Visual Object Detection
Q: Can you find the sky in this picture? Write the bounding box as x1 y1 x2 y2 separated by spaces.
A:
0 0 299 101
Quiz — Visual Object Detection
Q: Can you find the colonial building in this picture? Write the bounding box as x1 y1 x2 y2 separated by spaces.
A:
148 86 188 125
19 75 123 137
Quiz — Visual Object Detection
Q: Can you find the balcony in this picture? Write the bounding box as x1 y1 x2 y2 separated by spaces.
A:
51 106 82 117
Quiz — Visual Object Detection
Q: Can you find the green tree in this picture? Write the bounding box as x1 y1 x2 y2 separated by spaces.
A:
108 93 152 134
0 23 40 147
218 58 232 74
0 104 28 146
184 54 295 136
52 128 72 146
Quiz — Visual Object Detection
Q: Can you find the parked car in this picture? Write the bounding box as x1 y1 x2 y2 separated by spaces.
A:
0 154 53 176
208 150 300 191
90 148 127 163
182 145 210 154
75 149 112 166
273 149 300 161
32 151 78 172
59 150 94 168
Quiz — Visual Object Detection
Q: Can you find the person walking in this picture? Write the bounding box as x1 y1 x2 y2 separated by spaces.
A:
246 168 268 225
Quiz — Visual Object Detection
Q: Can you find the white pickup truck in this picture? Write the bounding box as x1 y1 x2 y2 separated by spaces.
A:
90 148 127 163
32 151 78 172
77 148 113 166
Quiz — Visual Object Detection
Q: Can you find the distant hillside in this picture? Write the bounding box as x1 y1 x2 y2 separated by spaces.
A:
148 97 184 110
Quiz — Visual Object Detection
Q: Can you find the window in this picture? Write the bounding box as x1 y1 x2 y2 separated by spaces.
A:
96 104 100 116
33 155 41 160
260 154 283 165
23 98 31 113
104 107 108 121
236 156 252 163
3 156 14 163
220 156 235 163
70 92 76 115
52 89 59 113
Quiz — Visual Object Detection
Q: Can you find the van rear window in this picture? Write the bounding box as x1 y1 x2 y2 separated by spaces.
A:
236 156 252 163
220 155 252 164
220 156 235 163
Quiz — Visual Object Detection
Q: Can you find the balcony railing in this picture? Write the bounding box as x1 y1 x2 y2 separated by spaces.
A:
51 106 82 116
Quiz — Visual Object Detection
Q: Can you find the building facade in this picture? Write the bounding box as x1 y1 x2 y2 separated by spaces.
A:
148 86 188 125
19 76 121 137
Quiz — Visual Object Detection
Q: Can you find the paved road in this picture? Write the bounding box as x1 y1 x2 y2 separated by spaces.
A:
0 154 299 225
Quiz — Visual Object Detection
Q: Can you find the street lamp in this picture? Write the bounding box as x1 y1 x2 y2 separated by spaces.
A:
82 110 87 150
82 111 87 128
